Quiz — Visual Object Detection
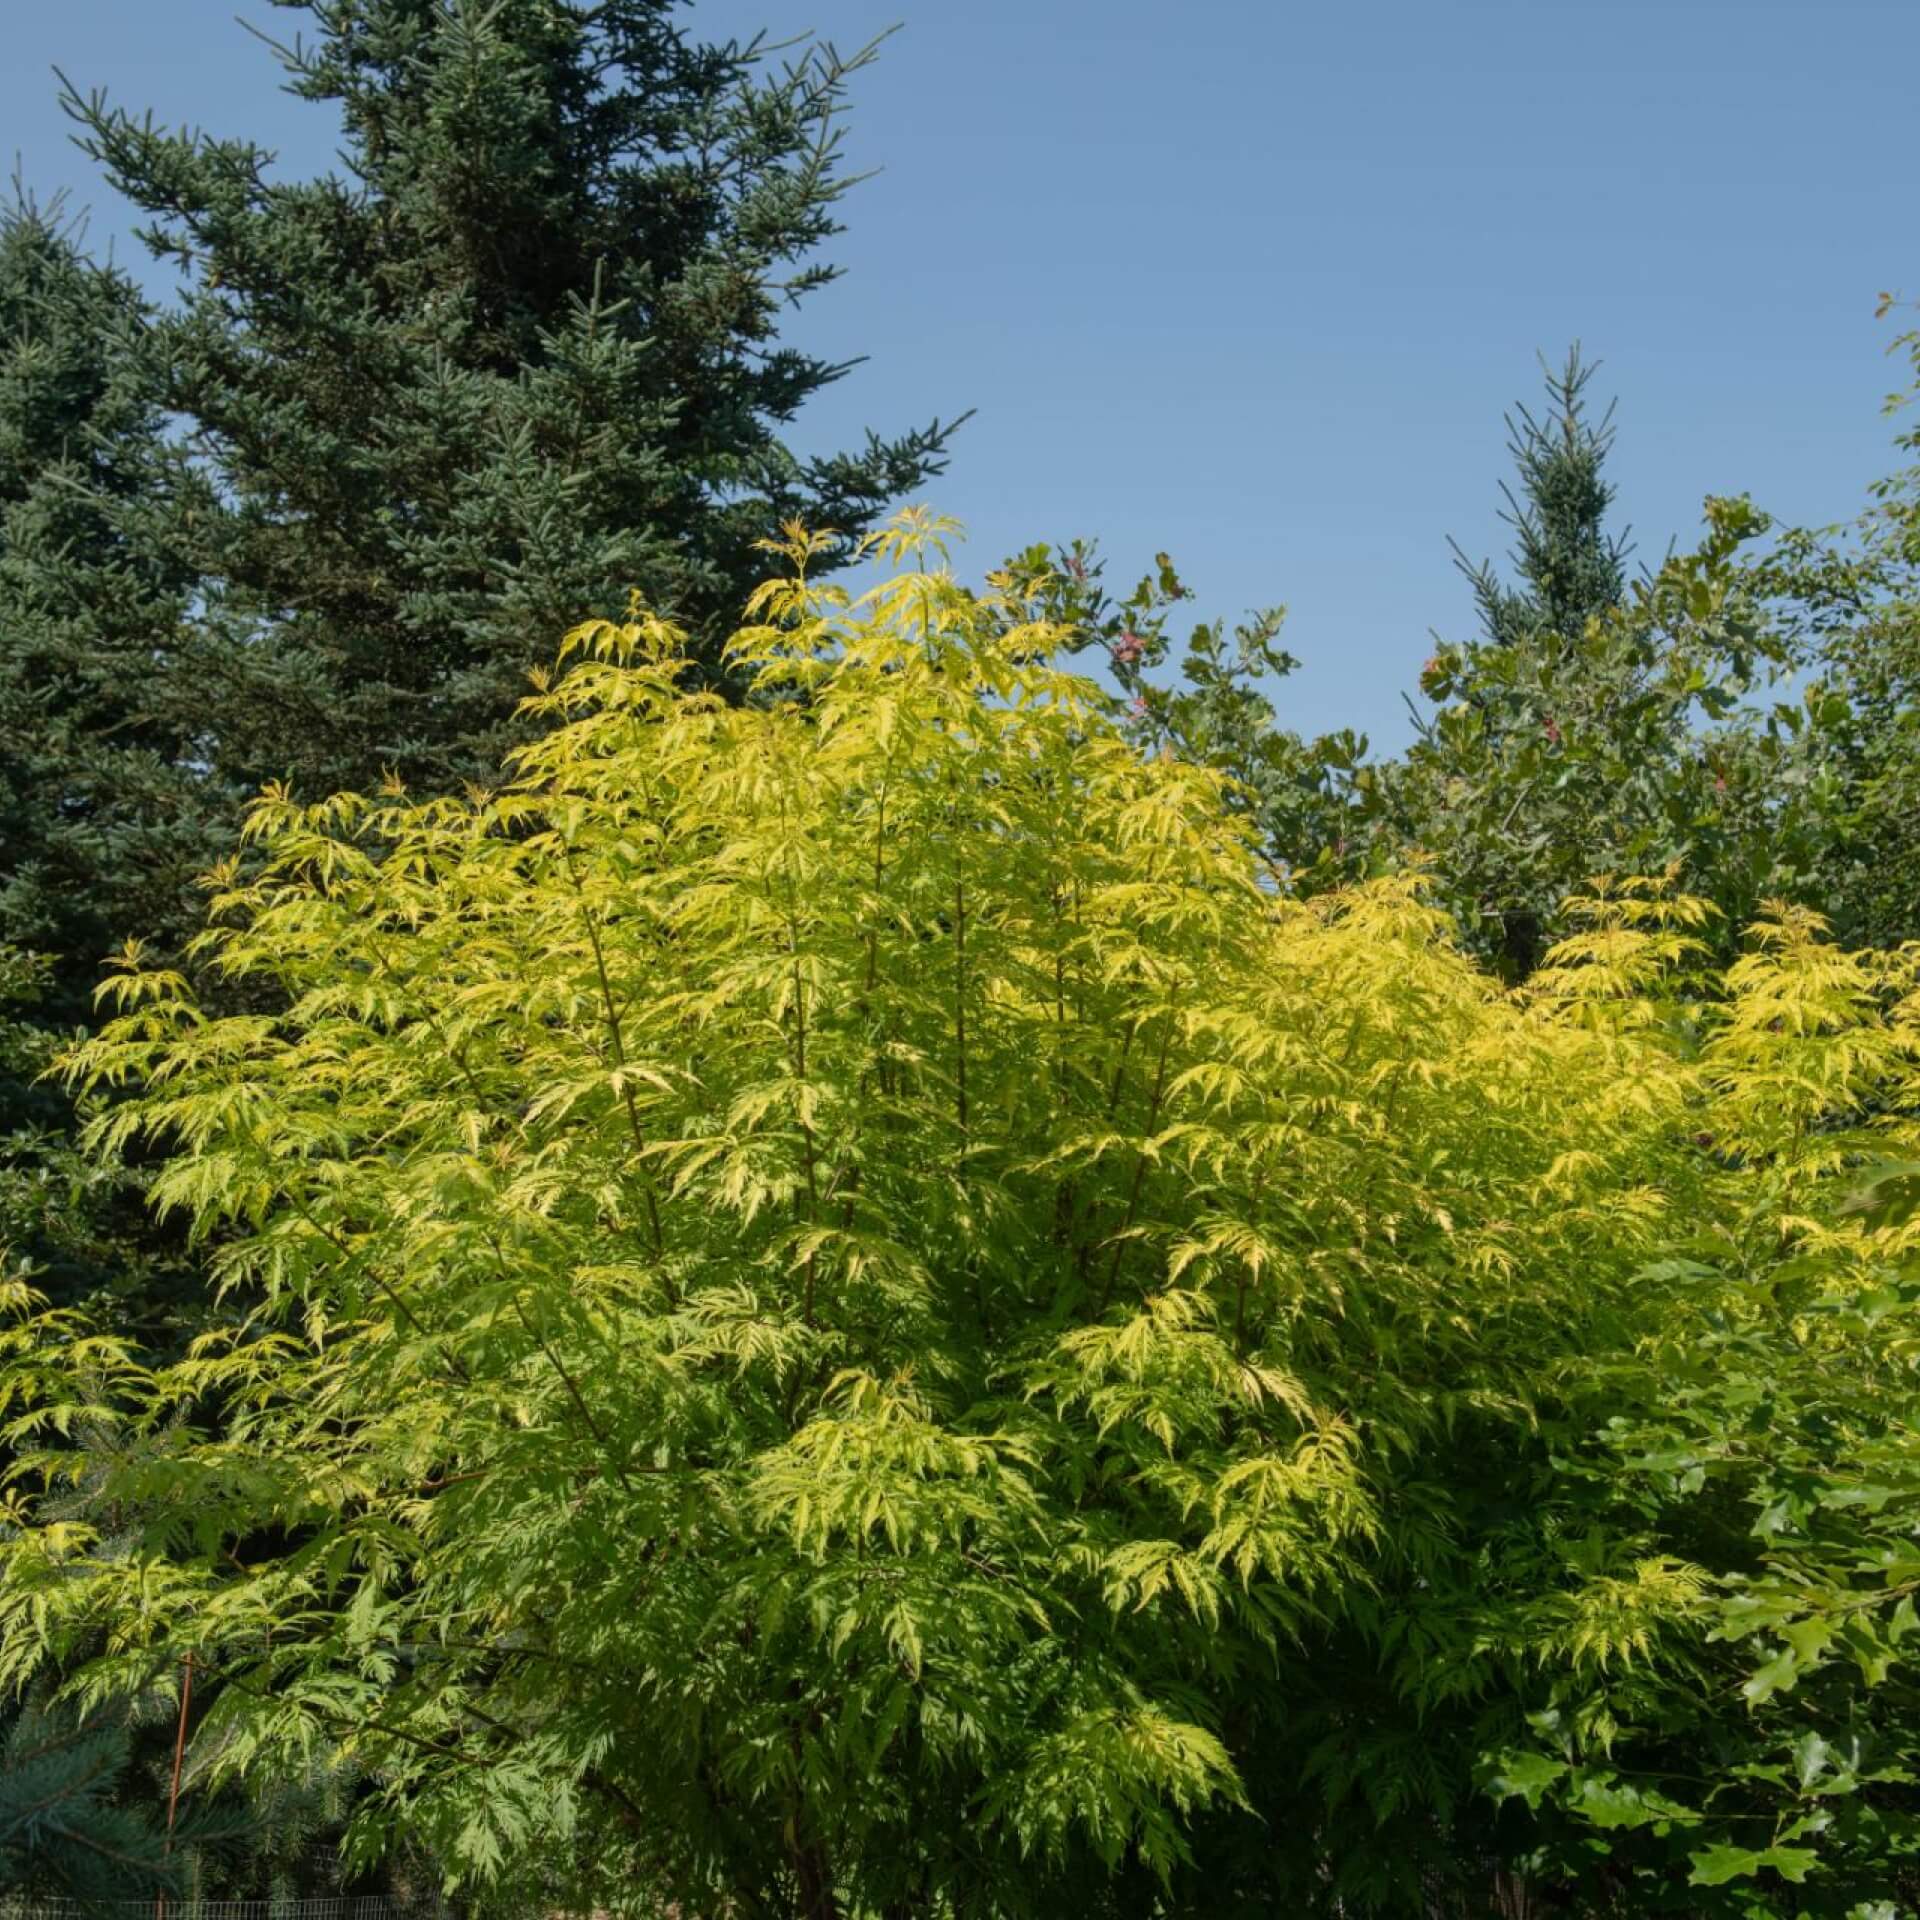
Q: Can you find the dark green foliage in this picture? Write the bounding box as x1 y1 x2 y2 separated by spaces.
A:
0 202 212 1321
0 1682 176 1899
0 1672 259 1901
1814 606 1920 950
1451 344 1632 655
1 949 204 1894
63 0 963 796
1760 311 1920 954
1399 347 1702 980
0 200 218 1034
0 948 181 1327
0 203 230 1329
1053 351 1821 982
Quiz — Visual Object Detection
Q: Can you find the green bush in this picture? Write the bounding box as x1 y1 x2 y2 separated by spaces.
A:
5 522 1919 1916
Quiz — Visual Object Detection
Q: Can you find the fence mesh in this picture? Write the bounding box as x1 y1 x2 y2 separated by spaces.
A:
1 1902 442 1920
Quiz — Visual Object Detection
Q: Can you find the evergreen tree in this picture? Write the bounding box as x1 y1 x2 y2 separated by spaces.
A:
0 204 215 1323
1450 343 1632 653
1408 346 1637 977
62 0 964 797
0 1665 286 1901
0 199 217 1036
0 1681 179 1900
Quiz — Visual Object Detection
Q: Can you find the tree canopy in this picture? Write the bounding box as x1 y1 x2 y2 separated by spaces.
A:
0 2 964 1893
60 0 963 799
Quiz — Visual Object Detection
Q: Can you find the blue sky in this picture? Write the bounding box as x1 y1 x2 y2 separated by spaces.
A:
7 0 1915 744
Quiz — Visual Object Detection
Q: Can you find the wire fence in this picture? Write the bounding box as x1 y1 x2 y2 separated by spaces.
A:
1 1901 445 1920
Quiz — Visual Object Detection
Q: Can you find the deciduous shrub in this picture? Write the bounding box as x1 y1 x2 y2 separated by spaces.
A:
5 520 1919 1917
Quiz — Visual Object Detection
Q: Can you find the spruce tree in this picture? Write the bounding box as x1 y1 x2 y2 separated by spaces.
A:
0 203 217 1324
0 200 217 1034
4 0 958 1294
1381 351 1788 982
62 0 963 797
0 1684 177 1900
0 1666 281 1902
1450 343 1632 653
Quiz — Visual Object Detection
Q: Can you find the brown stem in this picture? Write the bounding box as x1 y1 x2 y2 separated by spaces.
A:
1072 1015 1138 1290
265 1153 473 1388
510 1294 634 1493
1234 1161 1272 1357
793 1840 842 1920
1098 999 1180 1317
953 875 969 1141
562 846 668 1263
155 1652 194 1920
788 944 825 1326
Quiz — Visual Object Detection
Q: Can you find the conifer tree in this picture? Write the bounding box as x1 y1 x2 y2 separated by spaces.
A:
0 1666 287 1901
60 0 963 797
0 200 216 1036
1450 344 1632 653
1402 347 1637 977
0 209 213 1867
0 205 216 1323
0 1682 176 1900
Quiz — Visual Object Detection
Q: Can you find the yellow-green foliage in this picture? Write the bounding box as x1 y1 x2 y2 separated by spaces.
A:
5 518 1920 1915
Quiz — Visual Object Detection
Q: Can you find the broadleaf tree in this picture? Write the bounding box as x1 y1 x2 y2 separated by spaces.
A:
1758 294 1920 953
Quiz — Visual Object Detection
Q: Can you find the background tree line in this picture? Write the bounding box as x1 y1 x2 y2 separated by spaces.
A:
4 0 1920 1912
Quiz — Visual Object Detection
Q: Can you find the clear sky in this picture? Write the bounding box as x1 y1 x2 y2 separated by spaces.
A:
6 0 1915 744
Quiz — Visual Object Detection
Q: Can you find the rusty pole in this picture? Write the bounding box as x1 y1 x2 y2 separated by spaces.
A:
156 1652 195 1920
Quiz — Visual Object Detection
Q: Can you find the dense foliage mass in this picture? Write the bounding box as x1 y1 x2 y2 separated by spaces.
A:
1074 348 1901 983
7 5 1920 1911
1 0 962 1369
4 0 961 1064
0 203 212 1031
1 0 959 1889
7 524 1920 1916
